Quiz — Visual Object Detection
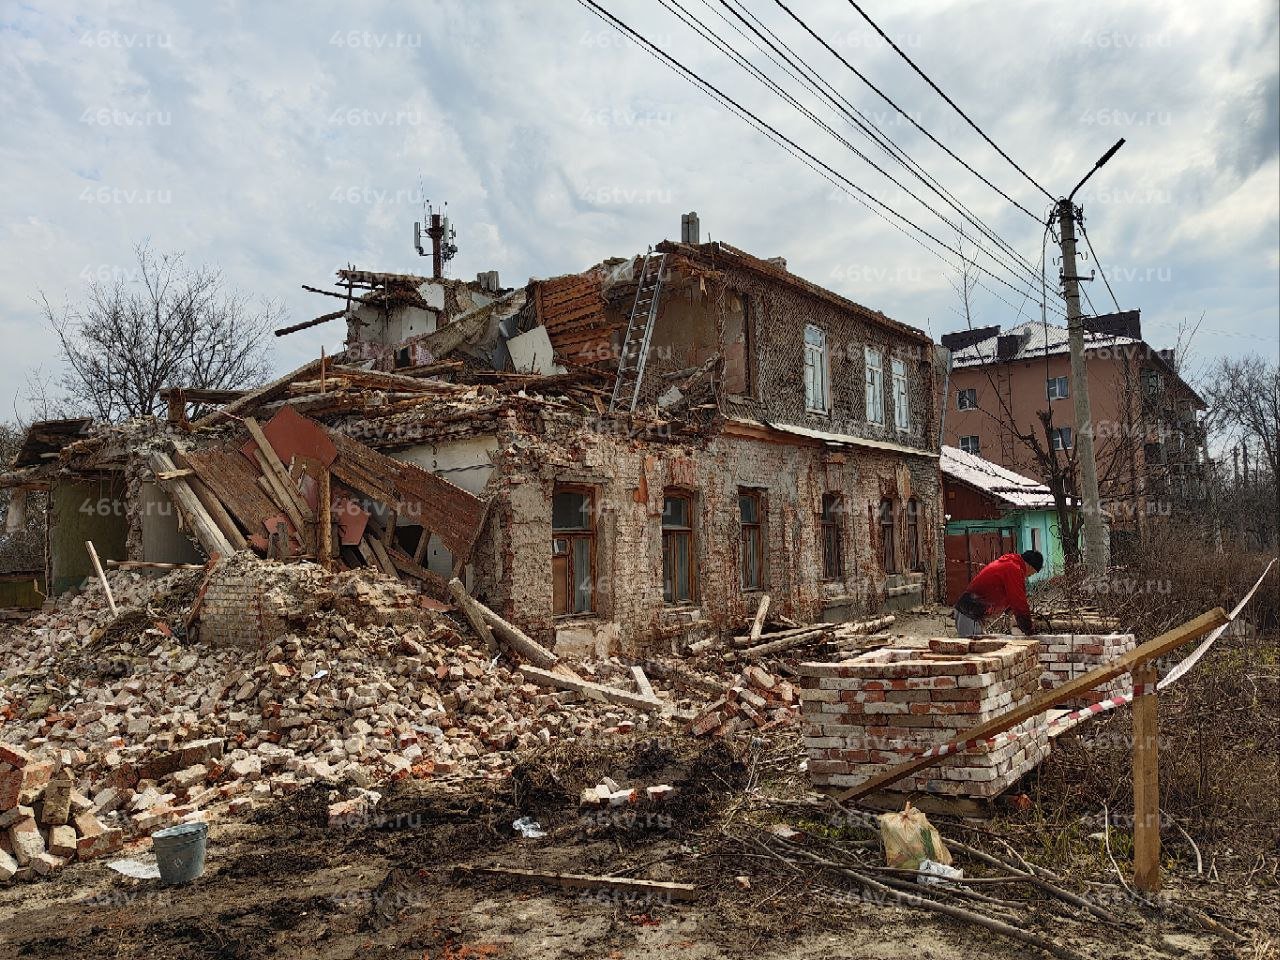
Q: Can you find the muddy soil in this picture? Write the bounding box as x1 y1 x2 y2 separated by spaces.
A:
2 732 1267 960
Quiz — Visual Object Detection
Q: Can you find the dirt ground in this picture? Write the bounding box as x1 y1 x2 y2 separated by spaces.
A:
3 612 1275 960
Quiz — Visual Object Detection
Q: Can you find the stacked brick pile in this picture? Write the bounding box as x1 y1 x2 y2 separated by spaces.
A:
798 637 1050 799
1 743 124 882
687 664 799 737
1034 633 1135 708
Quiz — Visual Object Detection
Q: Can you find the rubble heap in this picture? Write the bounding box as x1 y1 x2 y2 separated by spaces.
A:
0 562 681 884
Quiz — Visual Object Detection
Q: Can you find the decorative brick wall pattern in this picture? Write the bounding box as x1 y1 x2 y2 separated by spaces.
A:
798 637 1050 799
1035 633 1135 707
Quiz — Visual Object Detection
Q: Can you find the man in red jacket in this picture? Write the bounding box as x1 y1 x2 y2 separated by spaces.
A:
953 550 1043 637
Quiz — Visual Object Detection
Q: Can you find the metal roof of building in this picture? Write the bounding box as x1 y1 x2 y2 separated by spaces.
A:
940 444 1059 510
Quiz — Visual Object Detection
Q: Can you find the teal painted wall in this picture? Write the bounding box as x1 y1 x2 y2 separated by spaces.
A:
946 508 1066 582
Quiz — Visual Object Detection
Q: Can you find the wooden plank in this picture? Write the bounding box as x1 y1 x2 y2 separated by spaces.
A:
245 417 314 522
255 459 307 534
738 625 834 660
447 578 499 656
412 527 431 565
365 534 398 576
831 607 1229 803
469 595 560 670
519 665 664 713
105 560 203 571
149 452 236 559
630 665 656 701
455 866 696 902
85 541 118 616
748 594 771 644
185 474 248 551
1132 665 1161 892
318 468 333 568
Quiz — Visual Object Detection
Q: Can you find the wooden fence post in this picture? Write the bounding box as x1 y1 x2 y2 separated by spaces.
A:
1132 665 1161 892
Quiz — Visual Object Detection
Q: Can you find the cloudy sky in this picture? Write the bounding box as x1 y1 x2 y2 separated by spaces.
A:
2 0 1276 421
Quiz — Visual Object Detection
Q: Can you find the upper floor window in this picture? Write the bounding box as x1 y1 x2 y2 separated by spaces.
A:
803 325 829 412
892 357 909 431
1052 427 1073 451
1047 376 1069 400
552 486 595 615
959 435 980 455
865 347 884 424
957 388 977 410
662 491 696 604
739 490 766 590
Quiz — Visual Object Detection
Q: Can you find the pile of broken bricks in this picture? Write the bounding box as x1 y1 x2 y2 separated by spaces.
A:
687 664 799 738
1 742 124 882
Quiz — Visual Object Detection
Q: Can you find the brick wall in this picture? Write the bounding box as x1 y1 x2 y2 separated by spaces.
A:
798 637 1050 799
198 563 286 648
476 412 941 656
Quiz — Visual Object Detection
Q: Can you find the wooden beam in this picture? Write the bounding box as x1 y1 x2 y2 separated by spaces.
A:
519 664 664 713
255 460 307 534
412 527 431 565
1132 665 1161 892
630 665 656 701
364 534 398 576
738 625 834 660
454 866 696 902
447 578 498 656
748 594 771 645
469 594 560 670
85 541 117 616
245 418 314 522
181 469 248 552
149 452 236 559
318 468 333 569
831 607 1229 803
105 560 204 571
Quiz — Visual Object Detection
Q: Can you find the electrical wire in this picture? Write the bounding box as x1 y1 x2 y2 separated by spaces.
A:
1079 219 1122 312
657 0 1052 302
842 0 1055 202
770 0 1046 222
572 0 1062 317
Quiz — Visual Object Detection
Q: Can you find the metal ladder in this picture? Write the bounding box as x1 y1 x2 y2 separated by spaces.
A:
609 251 666 413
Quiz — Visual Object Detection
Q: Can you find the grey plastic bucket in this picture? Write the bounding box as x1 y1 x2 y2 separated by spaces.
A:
151 822 208 885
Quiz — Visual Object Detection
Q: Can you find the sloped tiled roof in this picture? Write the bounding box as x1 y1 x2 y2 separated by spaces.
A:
940 444 1059 510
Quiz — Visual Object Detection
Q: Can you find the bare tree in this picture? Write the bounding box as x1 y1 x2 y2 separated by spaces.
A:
41 243 280 422
1202 354 1280 548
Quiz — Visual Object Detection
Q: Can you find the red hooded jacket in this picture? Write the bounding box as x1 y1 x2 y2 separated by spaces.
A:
960 553 1032 627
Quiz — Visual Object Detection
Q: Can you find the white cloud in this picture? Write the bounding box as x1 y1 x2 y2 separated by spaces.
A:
1 0 1275 421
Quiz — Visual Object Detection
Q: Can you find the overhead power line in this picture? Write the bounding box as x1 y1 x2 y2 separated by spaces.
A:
572 0 1064 319
657 0 1051 301
1078 219 1122 312
770 0 1045 222
842 0 1055 203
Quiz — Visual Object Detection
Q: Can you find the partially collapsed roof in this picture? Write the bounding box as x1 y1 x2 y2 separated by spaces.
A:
940 444 1058 510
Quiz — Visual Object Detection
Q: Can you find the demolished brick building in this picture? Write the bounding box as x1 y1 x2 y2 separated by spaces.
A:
2 220 944 656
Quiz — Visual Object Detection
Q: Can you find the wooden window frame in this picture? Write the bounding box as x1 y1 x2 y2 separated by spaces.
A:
803 324 829 413
878 497 897 575
820 493 844 581
661 489 698 604
906 497 922 572
891 357 910 431
865 347 884 424
739 488 766 591
551 484 596 616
